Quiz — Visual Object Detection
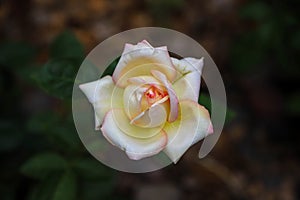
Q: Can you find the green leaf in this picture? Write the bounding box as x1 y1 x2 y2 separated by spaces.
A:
50 31 84 63
198 93 211 111
199 93 236 124
21 153 67 179
73 158 113 180
28 172 77 200
0 41 35 68
27 112 81 151
77 60 101 82
49 122 81 152
28 174 61 200
101 56 120 78
52 171 77 200
27 112 58 133
31 31 84 99
32 58 79 99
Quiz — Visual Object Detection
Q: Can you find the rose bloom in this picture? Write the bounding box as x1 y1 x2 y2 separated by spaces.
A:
79 40 213 163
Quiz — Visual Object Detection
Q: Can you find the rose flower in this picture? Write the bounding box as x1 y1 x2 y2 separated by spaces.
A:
80 40 213 163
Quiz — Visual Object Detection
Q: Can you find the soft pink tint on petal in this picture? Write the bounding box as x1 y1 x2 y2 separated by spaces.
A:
112 40 176 87
207 121 214 135
163 100 212 163
79 76 123 129
101 109 167 160
151 70 179 122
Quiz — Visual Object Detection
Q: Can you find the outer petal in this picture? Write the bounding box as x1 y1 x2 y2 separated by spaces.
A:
112 40 176 87
163 100 212 163
151 70 179 122
79 76 123 129
101 109 168 160
171 57 204 102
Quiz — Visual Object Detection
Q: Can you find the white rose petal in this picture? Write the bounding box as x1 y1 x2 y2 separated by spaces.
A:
163 100 212 163
171 57 204 102
101 109 168 160
79 76 123 130
112 40 177 87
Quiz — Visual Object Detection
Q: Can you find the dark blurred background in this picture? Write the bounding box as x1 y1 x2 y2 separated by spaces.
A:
1 0 300 199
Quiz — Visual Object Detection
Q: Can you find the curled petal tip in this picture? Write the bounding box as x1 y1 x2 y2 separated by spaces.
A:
141 40 151 45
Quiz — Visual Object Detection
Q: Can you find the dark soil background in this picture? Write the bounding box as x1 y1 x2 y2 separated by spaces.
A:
0 0 299 199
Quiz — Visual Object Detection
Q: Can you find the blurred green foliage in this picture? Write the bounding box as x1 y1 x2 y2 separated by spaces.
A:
50 31 84 63
3 1 299 198
32 58 79 99
32 31 84 99
231 0 300 117
231 1 299 76
0 31 117 200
